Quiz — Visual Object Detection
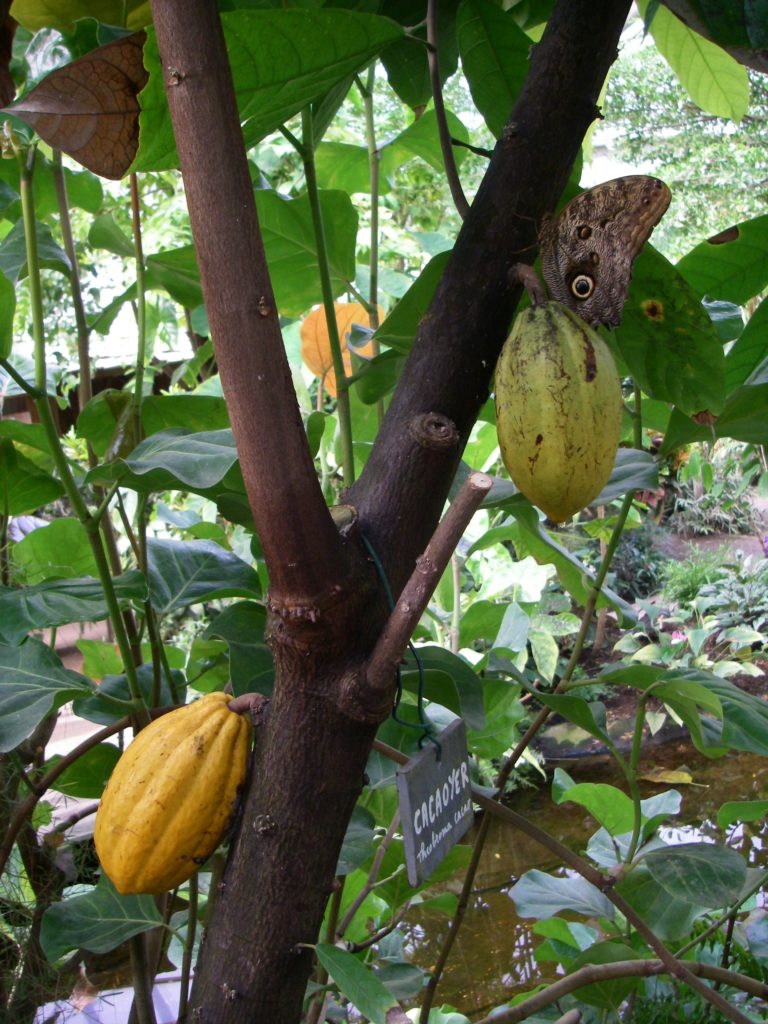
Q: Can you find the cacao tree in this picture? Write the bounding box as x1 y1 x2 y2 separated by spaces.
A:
1 2 768 1024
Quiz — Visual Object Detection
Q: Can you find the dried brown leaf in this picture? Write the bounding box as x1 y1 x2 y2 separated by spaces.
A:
5 31 147 179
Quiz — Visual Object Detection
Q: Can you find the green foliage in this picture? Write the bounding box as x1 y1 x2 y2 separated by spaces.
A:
697 553 768 631
669 478 763 536
660 547 730 605
1 5 768 1024
605 31 768 259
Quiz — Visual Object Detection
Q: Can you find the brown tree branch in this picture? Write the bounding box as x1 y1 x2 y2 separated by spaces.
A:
150 0 348 603
475 960 768 1024
374 742 756 1024
348 0 633 596
426 0 469 218
347 469 491 717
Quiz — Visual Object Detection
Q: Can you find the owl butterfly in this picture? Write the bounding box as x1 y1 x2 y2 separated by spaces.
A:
539 175 671 328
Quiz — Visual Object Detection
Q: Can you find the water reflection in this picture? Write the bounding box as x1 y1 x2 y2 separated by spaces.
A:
402 747 768 1019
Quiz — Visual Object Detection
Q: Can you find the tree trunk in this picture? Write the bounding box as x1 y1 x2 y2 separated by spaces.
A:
150 1 632 1020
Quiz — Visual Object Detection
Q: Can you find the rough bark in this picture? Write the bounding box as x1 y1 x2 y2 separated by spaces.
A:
150 1 633 1022
349 0 633 591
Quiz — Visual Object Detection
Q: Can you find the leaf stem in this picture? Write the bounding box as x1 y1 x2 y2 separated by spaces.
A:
299 108 355 486
426 0 469 218
130 173 147 419
16 149 145 708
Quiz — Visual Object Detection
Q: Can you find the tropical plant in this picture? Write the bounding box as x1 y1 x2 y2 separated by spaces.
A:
0 2 767 1024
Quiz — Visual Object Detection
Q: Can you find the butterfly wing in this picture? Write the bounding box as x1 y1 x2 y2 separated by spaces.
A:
540 176 671 328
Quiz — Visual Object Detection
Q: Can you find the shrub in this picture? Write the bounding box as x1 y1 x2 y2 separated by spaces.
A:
660 547 730 606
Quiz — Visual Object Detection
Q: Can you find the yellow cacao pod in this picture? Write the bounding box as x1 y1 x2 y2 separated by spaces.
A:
495 301 622 523
94 691 252 895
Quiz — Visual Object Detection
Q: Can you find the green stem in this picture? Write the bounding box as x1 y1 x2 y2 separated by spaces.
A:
16 149 145 712
359 67 384 427
52 150 93 423
449 554 461 655
632 384 643 449
299 108 355 486
130 173 147 419
624 692 650 862
177 874 198 1024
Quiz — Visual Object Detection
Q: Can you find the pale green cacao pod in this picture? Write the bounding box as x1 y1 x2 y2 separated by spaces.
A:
495 301 622 523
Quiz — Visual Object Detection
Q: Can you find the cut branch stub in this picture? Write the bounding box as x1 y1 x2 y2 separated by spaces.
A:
5 32 147 179
408 412 459 450
341 470 492 722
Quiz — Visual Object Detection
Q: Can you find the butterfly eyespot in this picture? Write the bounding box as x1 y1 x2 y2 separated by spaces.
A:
570 275 594 299
577 225 592 240
590 252 600 265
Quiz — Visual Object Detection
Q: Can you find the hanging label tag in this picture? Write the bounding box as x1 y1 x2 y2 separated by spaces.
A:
396 718 474 887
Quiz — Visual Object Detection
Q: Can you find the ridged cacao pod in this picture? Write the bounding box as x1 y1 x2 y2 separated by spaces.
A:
94 691 252 894
495 301 622 523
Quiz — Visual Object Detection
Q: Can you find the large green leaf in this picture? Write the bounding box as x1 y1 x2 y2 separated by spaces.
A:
592 448 659 506
481 501 636 623
256 189 357 317
133 11 403 171
316 109 468 196
666 0 768 49
712 362 768 444
677 213 768 305
379 108 469 178
0 638 94 752
725 295 768 391
336 804 377 877
599 664 768 757
641 842 747 909
379 0 458 110
0 572 147 646
552 768 635 836
645 0 749 119
373 252 450 354
456 0 530 137
466 679 526 760
40 876 162 962
86 428 240 493
46 743 121 798
510 869 614 921
11 1 151 31
616 862 705 941
315 944 399 1024
73 664 185 724
0 438 64 516
0 219 70 283
399 645 485 729
659 362 768 451
140 394 231 436
145 245 202 309
567 941 643 1011
613 246 725 415
146 538 261 615
203 601 273 696
10 518 99 584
